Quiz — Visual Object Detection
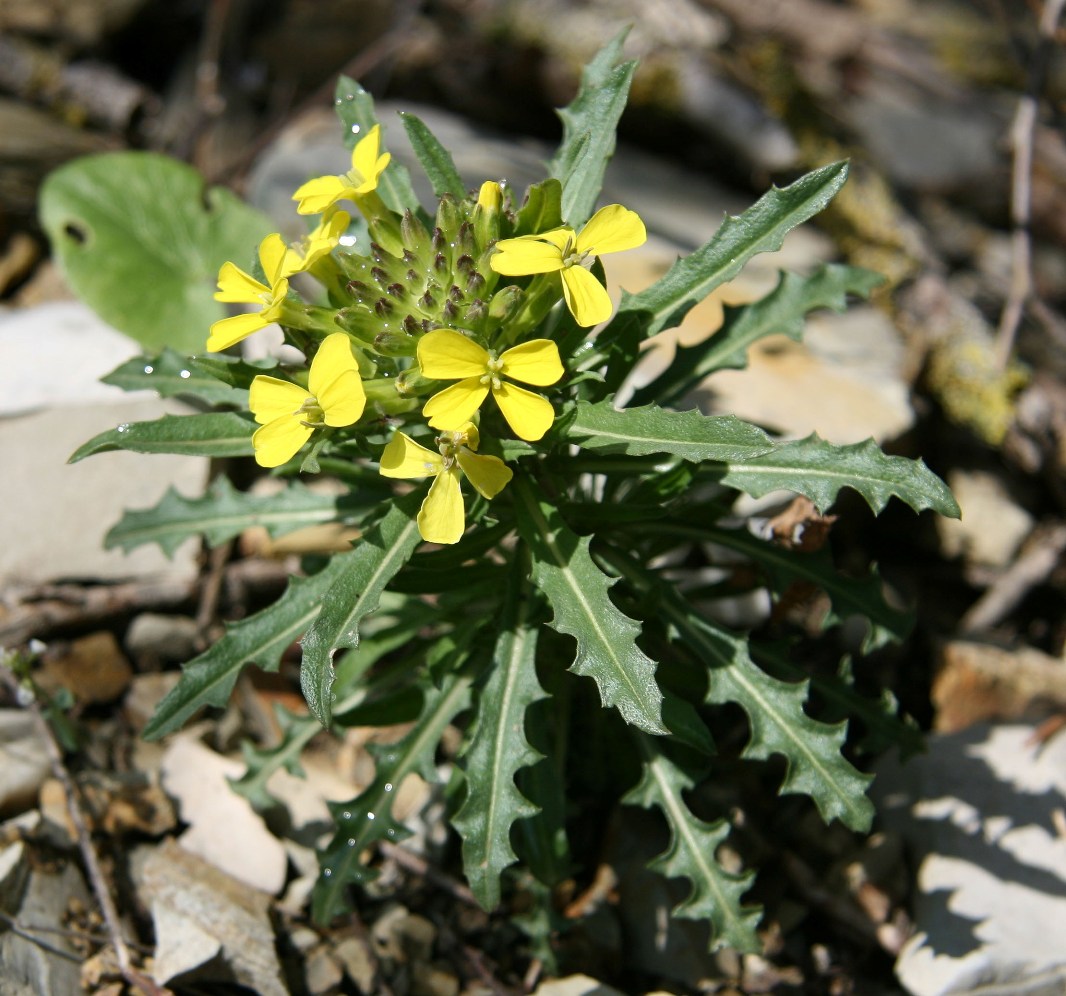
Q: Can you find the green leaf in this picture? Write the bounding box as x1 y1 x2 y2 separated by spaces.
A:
143 553 355 739
702 523 913 652
513 479 666 734
715 434 961 517
104 476 375 558
299 494 423 726
400 112 466 200
39 151 273 353
565 400 774 463
630 264 883 409
602 161 850 389
549 30 637 227
101 348 251 408
453 566 547 909
333 77 422 215
514 179 564 236
68 412 255 463
313 670 474 923
625 736 761 952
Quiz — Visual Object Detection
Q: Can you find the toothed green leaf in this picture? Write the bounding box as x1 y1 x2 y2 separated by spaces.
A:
69 411 254 462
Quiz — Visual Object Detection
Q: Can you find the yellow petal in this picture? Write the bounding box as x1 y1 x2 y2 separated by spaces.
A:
214 262 267 303
576 204 647 256
417 330 489 379
379 432 442 479
490 233 568 275
288 209 350 274
458 422 480 451
456 449 513 500
308 334 358 395
249 376 309 425
477 181 502 211
417 469 465 544
500 339 564 386
351 125 390 190
259 234 290 285
493 382 556 441
252 417 312 468
206 311 269 351
293 175 348 215
422 379 489 430
319 370 366 426
560 265 614 327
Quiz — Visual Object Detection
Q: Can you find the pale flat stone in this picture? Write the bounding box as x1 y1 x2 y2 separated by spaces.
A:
532 974 626 996
937 469 1034 569
875 724 1066 996
160 736 288 895
0 711 51 818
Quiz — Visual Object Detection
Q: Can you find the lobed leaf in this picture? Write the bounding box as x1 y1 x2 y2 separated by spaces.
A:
565 399 774 463
548 29 637 227
68 412 255 463
714 434 961 518
630 263 884 409
104 476 376 558
39 151 274 353
625 736 762 952
101 348 251 408
514 179 564 236
453 568 547 909
332 76 422 215
400 112 467 200
513 480 666 734
143 552 355 739
602 161 850 390
313 670 474 923
299 493 423 725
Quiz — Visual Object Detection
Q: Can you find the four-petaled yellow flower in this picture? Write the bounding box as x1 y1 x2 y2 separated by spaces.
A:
490 204 646 327
208 233 292 352
417 329 563 442
248 333 366 468
282 209 351 277
379 423 512 545
293 125 390 216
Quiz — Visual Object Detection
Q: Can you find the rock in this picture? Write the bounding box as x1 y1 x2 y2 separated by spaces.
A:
531 975 626 996
35 630 133 704
304 946 343 995
936 470 1034 570
874 724 1066 996
0 300 206 589
159 735 288 895
131 839 287 996
123 612 200 668
334 936 377 993
122 671 181 732
0 710 51 818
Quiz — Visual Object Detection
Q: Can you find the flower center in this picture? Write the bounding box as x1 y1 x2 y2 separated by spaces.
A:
480 352 504 391
295 395 325 428
561 235 591 270
436 429 469 469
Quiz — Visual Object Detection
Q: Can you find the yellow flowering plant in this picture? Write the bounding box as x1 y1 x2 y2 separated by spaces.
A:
61 34 958 958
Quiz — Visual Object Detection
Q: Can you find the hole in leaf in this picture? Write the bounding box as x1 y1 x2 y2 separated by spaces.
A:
63 220 90 246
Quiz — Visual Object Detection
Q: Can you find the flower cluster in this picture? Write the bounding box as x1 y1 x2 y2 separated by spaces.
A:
208 126 646 543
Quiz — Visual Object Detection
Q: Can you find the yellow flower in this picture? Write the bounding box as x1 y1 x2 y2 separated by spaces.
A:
379 423 512 545
207 233 293 352
417 329 563 442
282 209 351 277
248 333 366 468
490 204 646 327
292 125 391 216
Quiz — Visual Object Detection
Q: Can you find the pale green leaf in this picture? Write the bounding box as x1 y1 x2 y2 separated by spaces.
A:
514 179 564 236
101 348 251 408
549 30 636 227
625 736 761 952
143 552 355 739
299 493 423 725
39 151 273 353
104 476 380 558
566 400 774 463
313 671 474 923
400 112 466 200
68 412 255 463
715 434 961 518
631 264 884 408
453 568 547 909
513 480 666 734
